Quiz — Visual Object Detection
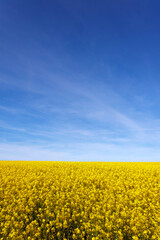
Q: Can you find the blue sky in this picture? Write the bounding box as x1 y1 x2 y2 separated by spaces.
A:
1 0 160 161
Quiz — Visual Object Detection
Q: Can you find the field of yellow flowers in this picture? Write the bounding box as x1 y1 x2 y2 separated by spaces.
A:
0 161 160 240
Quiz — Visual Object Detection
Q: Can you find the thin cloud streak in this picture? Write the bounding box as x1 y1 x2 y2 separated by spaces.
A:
0 121 26 132
1 68 160 147
0 44 151 140
0 142 160 162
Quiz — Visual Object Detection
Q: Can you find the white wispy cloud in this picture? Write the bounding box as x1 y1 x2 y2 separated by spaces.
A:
1 43 160 162
0 120 26 132
0 141 160 162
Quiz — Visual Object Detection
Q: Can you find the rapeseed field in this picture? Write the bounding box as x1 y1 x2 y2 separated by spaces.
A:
0 161 160 240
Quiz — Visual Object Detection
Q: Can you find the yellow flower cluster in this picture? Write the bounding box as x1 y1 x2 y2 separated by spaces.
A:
0 161 160 239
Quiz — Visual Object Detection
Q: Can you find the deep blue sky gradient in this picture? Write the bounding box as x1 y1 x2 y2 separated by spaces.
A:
1 0 160 160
